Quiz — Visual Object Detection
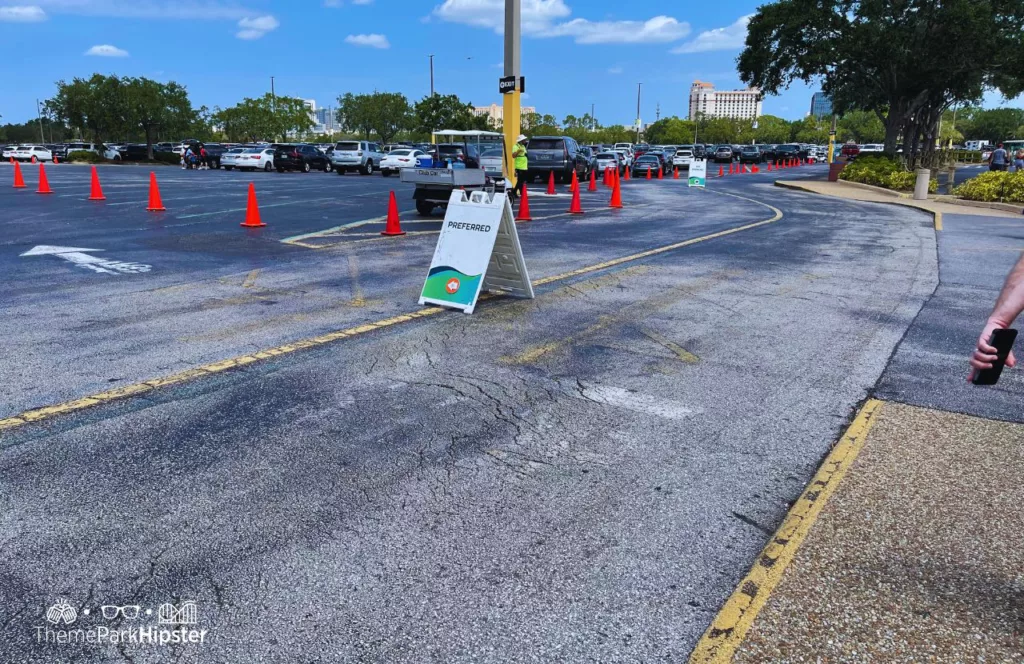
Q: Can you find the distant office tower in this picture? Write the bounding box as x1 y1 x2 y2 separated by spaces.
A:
688 81 762 120
810 92 833 119
472 103 537 129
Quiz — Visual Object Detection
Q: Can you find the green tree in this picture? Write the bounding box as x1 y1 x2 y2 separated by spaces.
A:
47 74 131 144
412 93 477 136
836 110 885 143
738 0 1024 162
361 92 411 144
752 115 791 144
122 77 196 159
961 108 1024 142
790 116 830 144
213 94 313 143
644 117 697 145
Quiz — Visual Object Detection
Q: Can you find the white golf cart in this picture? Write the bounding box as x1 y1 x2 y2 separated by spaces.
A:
400 129 509 216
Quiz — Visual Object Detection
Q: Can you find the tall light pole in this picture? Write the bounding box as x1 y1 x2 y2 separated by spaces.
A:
502 0 522 183
35 99 45 143
429 54 435 96
270 76 276 109
635 83 642 143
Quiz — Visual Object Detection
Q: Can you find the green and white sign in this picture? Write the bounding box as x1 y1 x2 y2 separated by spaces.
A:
419 190 534 314
688 159 707 188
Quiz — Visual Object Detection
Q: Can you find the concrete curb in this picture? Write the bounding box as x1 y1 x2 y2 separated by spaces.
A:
773 180 943 232
933 195 1024 215
831 178 909 198
688 399 884 664
823 176 1023 215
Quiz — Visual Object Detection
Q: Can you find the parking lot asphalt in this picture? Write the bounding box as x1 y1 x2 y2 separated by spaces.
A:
0 162 947 662
1 163 789 420
875 207 1024 422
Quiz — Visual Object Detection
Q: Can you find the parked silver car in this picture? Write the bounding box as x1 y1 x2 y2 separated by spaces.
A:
330 140 384 175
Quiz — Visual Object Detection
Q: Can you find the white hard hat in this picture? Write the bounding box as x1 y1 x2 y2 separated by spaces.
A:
517 134 527 142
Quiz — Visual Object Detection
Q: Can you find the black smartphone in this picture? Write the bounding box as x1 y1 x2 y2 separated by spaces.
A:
972 328 1018 386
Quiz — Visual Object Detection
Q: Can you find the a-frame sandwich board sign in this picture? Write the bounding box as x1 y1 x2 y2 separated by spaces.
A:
419 189 534 314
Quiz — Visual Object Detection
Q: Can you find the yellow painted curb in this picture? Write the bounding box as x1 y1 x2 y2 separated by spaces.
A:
688 398 884 664
0 194 783 434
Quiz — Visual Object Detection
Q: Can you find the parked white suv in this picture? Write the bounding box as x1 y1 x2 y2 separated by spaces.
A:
672 149 694 168
331 140 384 175
62 142 121 161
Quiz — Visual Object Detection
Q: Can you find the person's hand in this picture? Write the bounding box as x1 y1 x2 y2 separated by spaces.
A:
968 317 1017 382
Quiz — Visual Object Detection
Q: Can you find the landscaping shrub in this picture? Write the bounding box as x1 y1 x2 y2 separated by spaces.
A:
840 154 938 193
839 155 902 187
885 170 938 193
953 171 1024 203
65 150 106 164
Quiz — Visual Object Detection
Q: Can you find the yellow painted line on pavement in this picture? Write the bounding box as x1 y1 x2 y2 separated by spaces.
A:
0 194 782 434
688 398 883 664
242 269 260 289
641 329 699 363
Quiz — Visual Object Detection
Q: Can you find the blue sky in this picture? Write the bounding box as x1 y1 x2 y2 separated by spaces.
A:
1 0 1021 127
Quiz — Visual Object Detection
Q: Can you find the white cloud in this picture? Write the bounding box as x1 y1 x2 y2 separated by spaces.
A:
432 1 687 45
432 0 571 35
236 14 278 39
16 0 261 21
608 66 623 75
672 15 751 54
345 33 390 48
549 16 689 44
85 44 128 57
0 5 47 21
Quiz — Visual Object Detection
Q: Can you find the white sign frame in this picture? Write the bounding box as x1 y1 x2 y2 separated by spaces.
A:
419 190 534 314
688 159 707 188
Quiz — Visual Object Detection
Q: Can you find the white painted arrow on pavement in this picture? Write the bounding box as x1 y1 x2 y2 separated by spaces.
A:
20 245 152 275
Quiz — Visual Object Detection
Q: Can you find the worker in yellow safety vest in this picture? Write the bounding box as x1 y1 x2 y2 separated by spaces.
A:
512 134 529 200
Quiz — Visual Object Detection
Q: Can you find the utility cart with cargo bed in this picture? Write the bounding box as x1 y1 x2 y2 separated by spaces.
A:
400 130 510 216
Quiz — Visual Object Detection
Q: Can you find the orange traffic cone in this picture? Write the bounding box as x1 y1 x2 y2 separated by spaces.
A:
588 168 597 192
31 155 37 164
673 167 679 179
13 161 26 189
752 165 759 173
718 165 724 177
516 185 532 221
602 167 610 187
767 162 772 172
88 166 105 200
52 155 59 165
570 170 579 192
37 163 52 194
146 172 165 211
240 182 266 227
546 171 556 195
568 179 584 215
609 170 623 209
657 166 663 180
380 190 405 236
623 165 630 181
646 167 651 180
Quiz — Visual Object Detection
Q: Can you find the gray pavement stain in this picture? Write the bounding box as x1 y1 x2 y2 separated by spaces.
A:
0 166 944 662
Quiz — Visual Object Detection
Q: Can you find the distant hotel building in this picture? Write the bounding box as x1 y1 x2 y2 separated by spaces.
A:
809 92 833 119
688 81 762 120
473 103 537 129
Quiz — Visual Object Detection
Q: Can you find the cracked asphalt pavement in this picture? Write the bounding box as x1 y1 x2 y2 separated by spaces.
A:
0 165 939 662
